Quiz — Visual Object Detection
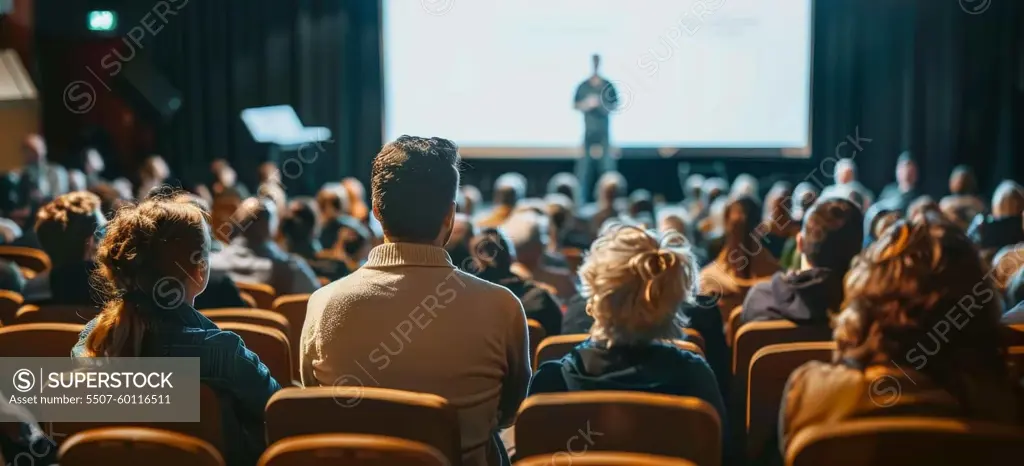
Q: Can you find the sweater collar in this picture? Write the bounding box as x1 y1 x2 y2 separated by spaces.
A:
365 242 454 268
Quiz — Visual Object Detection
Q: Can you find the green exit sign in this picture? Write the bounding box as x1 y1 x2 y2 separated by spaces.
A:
87 10 117 32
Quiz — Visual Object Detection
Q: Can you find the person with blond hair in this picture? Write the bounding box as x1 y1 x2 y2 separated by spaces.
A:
780 214 1022 455
528 223 726 435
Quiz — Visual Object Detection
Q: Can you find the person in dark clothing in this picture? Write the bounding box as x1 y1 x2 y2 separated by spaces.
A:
760 181 798 260
876 152 920 212
530 223 727 457
193 270 249 310
939 165 986 230
73 192 280 466
573 54 618 204
445 213 476 271
863 204 902 249
281 197 323 260
1007 266 1024 311
24 192 105 306
469 228 562 337
968 180 1024 262
0 260 24 294
742 198 864 326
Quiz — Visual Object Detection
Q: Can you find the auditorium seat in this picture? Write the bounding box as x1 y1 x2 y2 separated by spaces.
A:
0 245 51 274
0 323 83 357
259 434 448 466
746 341 835 460
59 427 223 466
217 322 292 384
682 328 705 352
265 387 461 466
526 319 546 362
238 291 258 308
534 334 704 370
785 418 1024 466
272 293 311 381
15 304 99 325
515 392 721 466
0 289 23 324
52 384 224 453
515 452 698 466
727 306 743 347
202 308 291 337
235 281 276 310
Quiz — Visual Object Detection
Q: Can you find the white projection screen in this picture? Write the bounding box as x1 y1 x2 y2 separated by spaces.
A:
381 0 813 158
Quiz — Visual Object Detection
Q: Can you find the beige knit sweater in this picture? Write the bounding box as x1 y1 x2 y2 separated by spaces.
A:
300 242 530 466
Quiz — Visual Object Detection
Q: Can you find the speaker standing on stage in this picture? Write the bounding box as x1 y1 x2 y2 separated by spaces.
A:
574 54 618 203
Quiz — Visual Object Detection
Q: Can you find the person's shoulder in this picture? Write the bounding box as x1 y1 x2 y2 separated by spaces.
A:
1003 301 1024 324
785 361 865 406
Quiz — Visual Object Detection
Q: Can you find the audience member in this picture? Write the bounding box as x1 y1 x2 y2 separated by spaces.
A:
780 215 1022 454
1003 267 1024 323
991 244 1024 298
581 171 626 235
504 210 577 300
730 173 760 200
21 134 68 199
700 195 780 318
529 223 727 451
280 197 322 260
547 172 581 206
790 182 820 223
877 152 920 211
940 165 986 230
626 189 655 227
478 172 527 228
341 177 371 224
301 136 528 466
907 195 941 219
136 155 171 200
459 185 483 216
73 191 281 466
821 158 874 208
446 213 476 270
210 197 320 295
23 192 104 306
81 147 107 187
742 198 864 325
470 228 562 336
315 184 353 249
968 180 1024 260
863 205 902 248
545 192 591 250
317 215 372 272
682 173 707 219
760 181 798 259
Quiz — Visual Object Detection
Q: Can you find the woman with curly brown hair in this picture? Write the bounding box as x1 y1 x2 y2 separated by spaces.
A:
779 213 1023 454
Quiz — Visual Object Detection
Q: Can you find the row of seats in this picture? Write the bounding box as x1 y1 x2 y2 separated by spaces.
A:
52 388 1024 466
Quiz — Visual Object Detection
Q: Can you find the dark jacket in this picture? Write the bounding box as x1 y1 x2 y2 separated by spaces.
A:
194 271 249 310
968 215 1024 255
72 300 281 466
741 268 840 326
528 339 728 456
496 275 562 337
562 295 730 400
23 261 98 307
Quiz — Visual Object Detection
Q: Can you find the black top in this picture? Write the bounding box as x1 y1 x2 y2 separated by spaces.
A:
23 261 98 307
574 77 617 136
194 270 248 310
496 275 562 337
741 268 841 326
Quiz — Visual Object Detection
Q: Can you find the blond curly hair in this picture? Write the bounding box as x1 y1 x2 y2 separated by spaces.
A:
579 222 699 345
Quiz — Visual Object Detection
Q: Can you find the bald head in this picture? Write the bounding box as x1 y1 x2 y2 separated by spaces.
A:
22 134 46 165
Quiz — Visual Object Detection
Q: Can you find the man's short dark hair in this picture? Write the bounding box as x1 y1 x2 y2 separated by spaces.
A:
802 197 865 271
372 135 460 242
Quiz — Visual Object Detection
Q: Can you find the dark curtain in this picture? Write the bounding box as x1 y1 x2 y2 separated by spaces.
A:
148 0 354 195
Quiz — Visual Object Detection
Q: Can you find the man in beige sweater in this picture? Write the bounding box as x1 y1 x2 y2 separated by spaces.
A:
300 136 530 466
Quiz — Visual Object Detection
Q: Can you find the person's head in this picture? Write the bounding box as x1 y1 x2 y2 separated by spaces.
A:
896 152 918 190
991 245 1024 295
721 195 762 277
258 161 278 183
547 172 580 206
81 190 213 357
684 174 706 200
371 135 460 245
84 148 105 176
579 223 699 345
231 197 279 244
87 183 127 220
763 181 793 224
949 165 977 195
835 158 857 184
836 215 1008 388
316 184 348 219
140 155 170 183
210 159 228 176
991 180 1024 219
702 177 729 206
864 205 902 247
907 195 941 219
34 192 105 267
468 227 516 283
799 198 864 273
545 193 573 247
21 134 46 165
458 185 482 215
502 210 547 268
446 213 476 270
792 182 820 222
281 197 321 249
493 173 526 209
342 177 370 221
628 189 655 225
591 54 601 74
596 171 627 206
730 174 759 200
657 207 690 237
333 216 372 264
